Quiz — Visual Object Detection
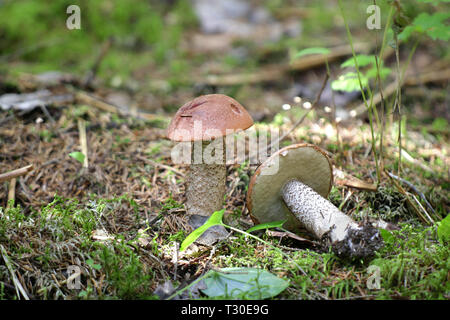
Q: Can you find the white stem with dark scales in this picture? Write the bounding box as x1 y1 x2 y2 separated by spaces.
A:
282 179 360 243
281 179 383 258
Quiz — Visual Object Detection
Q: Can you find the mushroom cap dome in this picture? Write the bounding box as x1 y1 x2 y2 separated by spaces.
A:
167 94 254 142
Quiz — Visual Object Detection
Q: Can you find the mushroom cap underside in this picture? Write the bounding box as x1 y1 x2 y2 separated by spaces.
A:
247 144 333 231
167 94 254 142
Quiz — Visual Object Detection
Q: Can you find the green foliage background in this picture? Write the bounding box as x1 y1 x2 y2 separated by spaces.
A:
0 0 197 77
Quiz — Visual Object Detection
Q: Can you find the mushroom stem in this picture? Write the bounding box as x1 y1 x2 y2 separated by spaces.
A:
185 139 226 217
281 179 382 258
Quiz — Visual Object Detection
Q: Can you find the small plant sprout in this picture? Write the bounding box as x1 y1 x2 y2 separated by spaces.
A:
247 144 383 259
69 151 85 165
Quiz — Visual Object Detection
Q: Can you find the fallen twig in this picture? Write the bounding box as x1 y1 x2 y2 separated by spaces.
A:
135 155 185 177
0 164 33 183
350 68 450 119
195 43 376 86
74 90 158 121
266 229 318 246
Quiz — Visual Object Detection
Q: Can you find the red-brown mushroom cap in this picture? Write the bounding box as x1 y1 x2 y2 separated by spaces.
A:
167 94 254 142
247 144 333 232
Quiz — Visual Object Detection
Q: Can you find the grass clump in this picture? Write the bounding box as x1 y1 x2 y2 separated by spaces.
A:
0 195 160 300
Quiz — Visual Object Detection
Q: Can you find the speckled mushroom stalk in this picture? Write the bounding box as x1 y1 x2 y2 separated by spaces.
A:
185 139 226 217
168 94 254 218
247 144 383 258
282 179 362 245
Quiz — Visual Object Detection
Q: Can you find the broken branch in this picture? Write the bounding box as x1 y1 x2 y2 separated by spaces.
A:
0 165 34 183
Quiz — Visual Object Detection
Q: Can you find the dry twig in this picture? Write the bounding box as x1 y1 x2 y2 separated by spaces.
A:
0 164 33 183
7 178 16 208
77 119 89 169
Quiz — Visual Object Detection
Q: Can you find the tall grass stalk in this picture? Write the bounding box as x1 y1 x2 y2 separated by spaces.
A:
338 0 381 184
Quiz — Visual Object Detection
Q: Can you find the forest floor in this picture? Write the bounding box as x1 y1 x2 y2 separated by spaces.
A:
0 85 448 299
0 0 449 300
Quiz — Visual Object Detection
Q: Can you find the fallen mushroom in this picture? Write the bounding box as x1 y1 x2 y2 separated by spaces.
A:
247 144 383 258
167 94 254 219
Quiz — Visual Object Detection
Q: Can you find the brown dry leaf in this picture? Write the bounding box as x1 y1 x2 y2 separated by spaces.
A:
136 228 151 248
91 229 115 243
266 230 316 245
333 168 377 191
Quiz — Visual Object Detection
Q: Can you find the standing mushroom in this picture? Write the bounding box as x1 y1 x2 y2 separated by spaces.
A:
247 144 383 258
168 94 254 220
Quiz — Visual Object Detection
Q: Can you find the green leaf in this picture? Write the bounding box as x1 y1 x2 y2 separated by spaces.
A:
399 12 450 41
437 214 450 243
431 117 448 131
341 55 376 68
331 72 368 92
380 229 395 245
246 220 286 233
366 66 392 80
418 0 450 3
202 267 289 299
69 151 85 164
179 209 225 251
293 47 330 59
86 259 102 270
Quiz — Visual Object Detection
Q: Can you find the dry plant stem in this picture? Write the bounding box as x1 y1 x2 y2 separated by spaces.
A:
0 164 33 183
7 178 16 208
338 0 380 185
83 37 112 88
394 31 402 175
77 118 89 169
386 171 436 221
185 140 226 217
136 155 185 177
374 0 393 173
385 170 431 225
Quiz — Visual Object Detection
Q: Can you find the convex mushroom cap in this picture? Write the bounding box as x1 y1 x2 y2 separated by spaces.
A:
167 94 254 142
247 144 333 231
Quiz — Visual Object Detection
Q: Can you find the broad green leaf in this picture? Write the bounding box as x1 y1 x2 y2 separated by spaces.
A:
380 229 395 245
69 151 85 164
246 220 286 233
180 209 225 251
366 66 392 80
341 55 376 68
399 12 450 41
331 72 368 92
437 214 450 243
202 267 289 299
86 259 102 270
293 47 330 59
